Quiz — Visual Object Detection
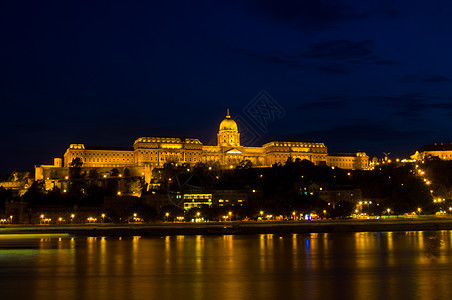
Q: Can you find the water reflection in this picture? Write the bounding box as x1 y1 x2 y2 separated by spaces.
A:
1 232 452 299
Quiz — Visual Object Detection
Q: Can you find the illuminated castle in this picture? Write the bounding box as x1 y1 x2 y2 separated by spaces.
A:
35 110 368 182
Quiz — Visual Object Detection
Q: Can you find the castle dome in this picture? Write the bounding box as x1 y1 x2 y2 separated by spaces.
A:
219 109 238 131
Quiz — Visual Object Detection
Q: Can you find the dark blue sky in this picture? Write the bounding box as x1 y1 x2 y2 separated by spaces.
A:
2 0 452 174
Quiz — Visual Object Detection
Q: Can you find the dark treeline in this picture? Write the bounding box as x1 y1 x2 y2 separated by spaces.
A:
2 157 452 221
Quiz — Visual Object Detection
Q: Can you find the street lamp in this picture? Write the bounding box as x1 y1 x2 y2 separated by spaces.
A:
165 212 169 221
418 208 421 216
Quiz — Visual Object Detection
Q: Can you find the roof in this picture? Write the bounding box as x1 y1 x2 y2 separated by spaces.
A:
84 146 134 151
419 144 452 152
134 137 202 144
327 153 355 157
262 141 326 147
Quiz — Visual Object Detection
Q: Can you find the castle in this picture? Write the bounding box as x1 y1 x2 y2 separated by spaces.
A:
35 110 369 183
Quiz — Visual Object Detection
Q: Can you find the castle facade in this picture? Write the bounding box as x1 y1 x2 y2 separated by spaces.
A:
36 110 368 182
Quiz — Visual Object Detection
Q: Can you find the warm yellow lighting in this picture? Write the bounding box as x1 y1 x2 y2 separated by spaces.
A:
40 214 44 219
260 211 264 215
101 214 105 218
117 191 121 195
161 144 182 149
165 212 169 217
71 214 75 218
65 176 69 180
133 213 137 217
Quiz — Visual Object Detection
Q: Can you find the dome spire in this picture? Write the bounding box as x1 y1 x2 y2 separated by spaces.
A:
226 108 230 119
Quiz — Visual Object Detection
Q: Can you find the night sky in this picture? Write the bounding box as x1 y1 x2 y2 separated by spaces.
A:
2 0 452 174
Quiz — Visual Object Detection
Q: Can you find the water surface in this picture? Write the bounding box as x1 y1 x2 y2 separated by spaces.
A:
0 231 451 299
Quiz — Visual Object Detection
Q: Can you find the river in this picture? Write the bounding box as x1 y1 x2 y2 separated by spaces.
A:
0 231 451 299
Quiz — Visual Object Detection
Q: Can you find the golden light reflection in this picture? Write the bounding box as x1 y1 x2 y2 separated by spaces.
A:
7 232 452 299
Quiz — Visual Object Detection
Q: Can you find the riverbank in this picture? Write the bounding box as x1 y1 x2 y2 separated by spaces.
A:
2 218 452 236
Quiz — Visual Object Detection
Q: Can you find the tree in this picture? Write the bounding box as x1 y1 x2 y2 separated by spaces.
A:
88 169 99 179
110 168 119 177
68 157 85 198
21 180 46 206
332 201 354 218
69 157 83 180
237 159 253 169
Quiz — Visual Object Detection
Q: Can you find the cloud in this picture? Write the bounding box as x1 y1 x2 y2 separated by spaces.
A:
400 74 451 83
302 40 374 60
302 40 397 73
230 39 396 74
364 92 452 120
232 48 301 67
296 95 348 110
244 0 399 32
285 122 431 144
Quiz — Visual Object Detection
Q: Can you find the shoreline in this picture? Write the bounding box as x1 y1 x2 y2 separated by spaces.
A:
2 218 452 236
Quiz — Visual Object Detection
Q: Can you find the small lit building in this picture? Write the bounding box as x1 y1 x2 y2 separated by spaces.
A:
327 152 369 170
411 143 452 161
328 187 363 208
211 189 247 207
182 193 213 210
307 183 330 202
